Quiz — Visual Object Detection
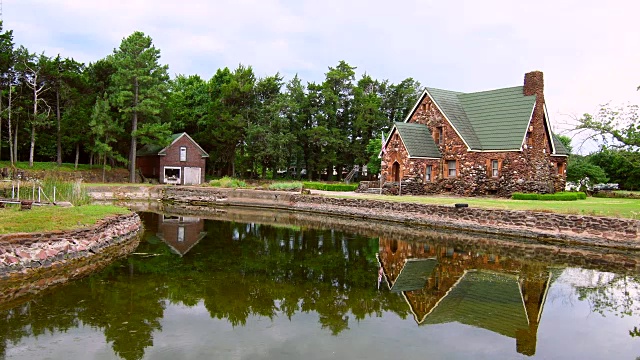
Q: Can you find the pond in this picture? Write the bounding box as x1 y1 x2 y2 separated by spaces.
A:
2 209 640 360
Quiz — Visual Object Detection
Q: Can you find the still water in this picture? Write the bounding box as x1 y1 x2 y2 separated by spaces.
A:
2 210 640 360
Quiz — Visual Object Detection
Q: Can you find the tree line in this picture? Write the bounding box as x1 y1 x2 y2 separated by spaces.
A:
0 24 421 181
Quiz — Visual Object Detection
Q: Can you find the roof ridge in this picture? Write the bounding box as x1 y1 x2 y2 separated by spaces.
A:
460 85 524 96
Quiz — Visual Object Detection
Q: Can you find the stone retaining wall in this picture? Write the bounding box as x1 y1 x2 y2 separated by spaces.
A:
156 204 640 271
0 213 142 278
289 196 640 249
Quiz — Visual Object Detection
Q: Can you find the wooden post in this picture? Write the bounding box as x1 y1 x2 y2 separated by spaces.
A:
53 186 56 203
17 181 20 201
32 184 35 201
38 187 41 203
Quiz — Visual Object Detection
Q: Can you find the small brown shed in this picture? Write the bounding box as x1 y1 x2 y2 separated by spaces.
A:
137 133 209 185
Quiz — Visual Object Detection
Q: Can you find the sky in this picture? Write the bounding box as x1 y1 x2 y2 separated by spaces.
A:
3 0 639 154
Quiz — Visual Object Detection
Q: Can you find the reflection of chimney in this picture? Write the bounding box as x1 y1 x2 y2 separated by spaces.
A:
516 327 538 356
523 71 544 97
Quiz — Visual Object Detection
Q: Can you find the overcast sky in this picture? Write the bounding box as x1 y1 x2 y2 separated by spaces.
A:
4 0 639 153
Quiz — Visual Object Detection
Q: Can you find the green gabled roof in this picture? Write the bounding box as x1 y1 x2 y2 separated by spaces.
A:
426 88 482 149
393 122 441 158
137 133 209 158
459 86 536 151
391 258 438 292
422 86 537 151
551 133 570 156
137 133 182 157
421 270 528 338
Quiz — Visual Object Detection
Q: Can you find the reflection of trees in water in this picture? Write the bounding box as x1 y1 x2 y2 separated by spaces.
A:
565 268 640 337
0 218 408 359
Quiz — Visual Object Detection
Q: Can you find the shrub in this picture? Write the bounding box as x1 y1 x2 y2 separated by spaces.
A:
303 182 358 192
512 192 581 201
268 182 303 191
511 193 540 200
209 177 247 188
539 193 578 201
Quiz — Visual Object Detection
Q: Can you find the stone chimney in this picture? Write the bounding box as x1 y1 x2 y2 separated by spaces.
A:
523 71 544 97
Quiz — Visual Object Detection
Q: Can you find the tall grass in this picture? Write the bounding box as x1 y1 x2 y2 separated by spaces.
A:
2 178 91 206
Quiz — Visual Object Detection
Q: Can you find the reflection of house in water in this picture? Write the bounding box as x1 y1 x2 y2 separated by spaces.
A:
378 238 551 356
157 215 207 256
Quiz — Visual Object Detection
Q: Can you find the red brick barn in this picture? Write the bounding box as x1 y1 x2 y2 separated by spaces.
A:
380 71 568 196
137 133 209 185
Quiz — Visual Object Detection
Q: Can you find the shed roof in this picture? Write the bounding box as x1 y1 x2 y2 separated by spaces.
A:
137 132 209 158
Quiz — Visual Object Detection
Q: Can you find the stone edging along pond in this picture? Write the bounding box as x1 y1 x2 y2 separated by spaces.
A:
0 212 142 279
159 187 640 250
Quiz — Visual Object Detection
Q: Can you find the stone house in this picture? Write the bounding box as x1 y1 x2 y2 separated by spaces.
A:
380 71 568 196
137 132 209 185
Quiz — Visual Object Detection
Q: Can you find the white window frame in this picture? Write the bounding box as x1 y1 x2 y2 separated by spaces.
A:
426 165 432 182
492 160 499 177
179 146 187 162
447 160 456 178
163 166 182 184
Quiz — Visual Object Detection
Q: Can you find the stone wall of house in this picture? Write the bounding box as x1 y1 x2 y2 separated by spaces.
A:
0 213 142 278
380 71 567 197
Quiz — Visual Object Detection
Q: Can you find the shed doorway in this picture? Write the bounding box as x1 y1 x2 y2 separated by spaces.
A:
183 167 202 185
392 162 401 182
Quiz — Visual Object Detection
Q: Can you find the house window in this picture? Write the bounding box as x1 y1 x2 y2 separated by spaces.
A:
426 165 433 182
180 146 187 161
492 160 499 177
558 163 564 175
447 160 457 178
436 127 444 145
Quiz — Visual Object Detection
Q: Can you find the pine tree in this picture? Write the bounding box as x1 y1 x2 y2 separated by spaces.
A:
110 31 169 183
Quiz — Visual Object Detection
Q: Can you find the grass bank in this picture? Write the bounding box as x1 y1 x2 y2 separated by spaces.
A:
0 205 131 234
0 161 98 172
327 193 640 219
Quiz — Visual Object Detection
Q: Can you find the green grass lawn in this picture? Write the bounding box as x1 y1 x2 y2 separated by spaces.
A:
0 161 101 172
328 193 640 219
0 205 131 234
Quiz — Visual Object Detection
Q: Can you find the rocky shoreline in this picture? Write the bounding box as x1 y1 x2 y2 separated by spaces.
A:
0 212 143 278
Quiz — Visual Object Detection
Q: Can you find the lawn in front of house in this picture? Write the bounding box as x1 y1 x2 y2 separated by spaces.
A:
328 193 640 219
0 161 99 172
0 205 131 234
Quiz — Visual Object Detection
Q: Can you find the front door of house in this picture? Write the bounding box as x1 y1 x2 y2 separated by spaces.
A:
392 162 400 182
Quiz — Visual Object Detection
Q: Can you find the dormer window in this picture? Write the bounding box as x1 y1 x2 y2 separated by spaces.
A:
180 146 187 161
